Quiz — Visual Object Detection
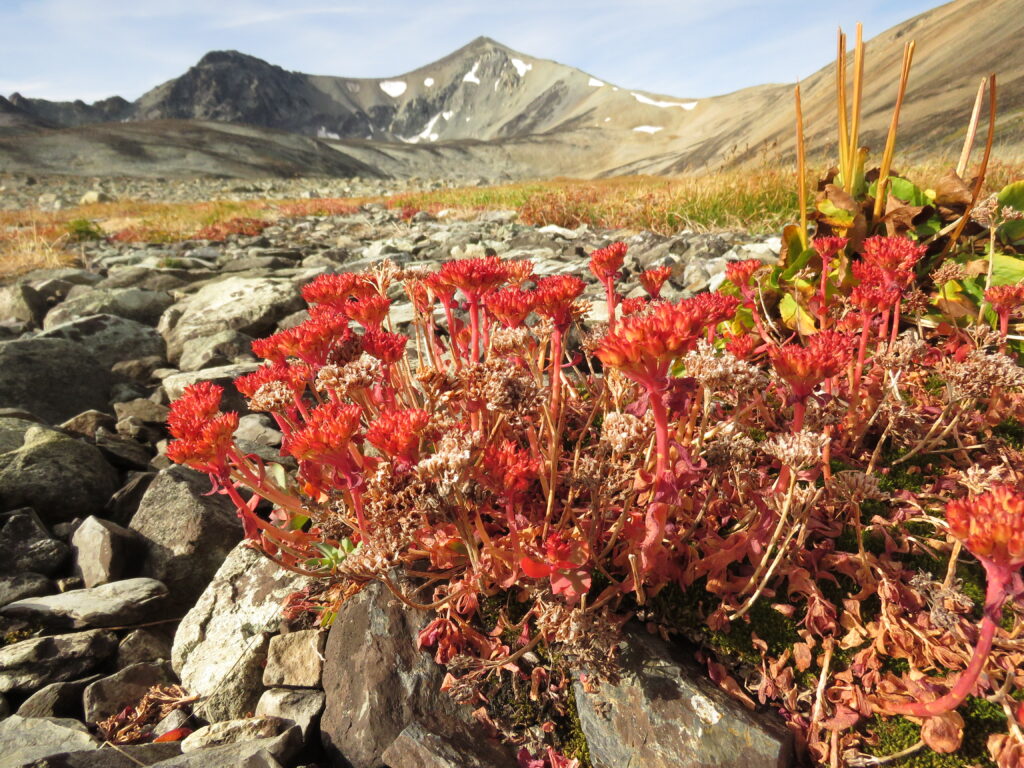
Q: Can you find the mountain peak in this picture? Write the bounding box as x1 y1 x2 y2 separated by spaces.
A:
195 50 273 69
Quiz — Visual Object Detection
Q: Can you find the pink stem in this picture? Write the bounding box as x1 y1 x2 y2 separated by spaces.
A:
549 327 564 429
885 566 1011 717
853 313 872 394
604 279 617 332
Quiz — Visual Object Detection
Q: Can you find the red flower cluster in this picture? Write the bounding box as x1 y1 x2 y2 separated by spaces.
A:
533 275 586 330
638 266 672 299
366 407 432 468
437 255 511 299
302 272 376 308
479 440 539 501
362 328 408 364
589 241 628 281
165 382 239 478
251 307 354 366
726 259 765 289
286 402 362 465
946 486 1024 571
986 283 1024 316
770 330 853 401
813 236 848 260
485 286 537 329
861 235 927 289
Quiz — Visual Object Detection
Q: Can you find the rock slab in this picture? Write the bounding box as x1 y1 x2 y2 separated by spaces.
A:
572 630 793 768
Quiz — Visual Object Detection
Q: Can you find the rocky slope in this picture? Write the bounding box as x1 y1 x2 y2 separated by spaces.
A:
0 204 789 767
3 0 1022 179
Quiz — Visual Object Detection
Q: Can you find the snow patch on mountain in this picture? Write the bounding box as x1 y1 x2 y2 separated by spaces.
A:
317 126 340 139
511 58 532 77
463 61 481 85
423 77 435 87
403 112 443 144
633 125 663 134
379 80 407 98
631 92 697 110
588 77 605 87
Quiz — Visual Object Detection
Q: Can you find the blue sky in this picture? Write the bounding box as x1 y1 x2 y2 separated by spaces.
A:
0 0 941 102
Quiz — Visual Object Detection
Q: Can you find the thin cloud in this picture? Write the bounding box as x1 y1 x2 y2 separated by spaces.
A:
209 7 366 29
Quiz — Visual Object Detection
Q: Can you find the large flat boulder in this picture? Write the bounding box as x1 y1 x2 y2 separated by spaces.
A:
573 629 793 768
129 467 242 611
157 276 303 364
172 543 309 722
1 577 168 630
43 287 174 329
0 338 115 424
0 629 116 694
0 427 119 523
0 715 99 767
38 313 166 369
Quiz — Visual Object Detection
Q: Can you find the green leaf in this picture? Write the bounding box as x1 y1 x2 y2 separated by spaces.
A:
887 177 932 207
779 293 816 334
816 198 855 227
780 247 815 282
996 181 1024 211
266 462 290 490
997 219 1024 247
990 252 1024 286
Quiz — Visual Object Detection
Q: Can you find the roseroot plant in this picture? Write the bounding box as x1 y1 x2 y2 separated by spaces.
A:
167 218 1024 764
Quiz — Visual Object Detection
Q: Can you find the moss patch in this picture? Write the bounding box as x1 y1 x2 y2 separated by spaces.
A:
866 696 1002 767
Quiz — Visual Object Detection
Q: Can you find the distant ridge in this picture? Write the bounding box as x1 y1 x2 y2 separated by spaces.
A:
2 0 1022 179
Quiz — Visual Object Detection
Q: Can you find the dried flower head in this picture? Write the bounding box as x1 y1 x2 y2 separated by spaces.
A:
601 411 647 455
762 429 830 470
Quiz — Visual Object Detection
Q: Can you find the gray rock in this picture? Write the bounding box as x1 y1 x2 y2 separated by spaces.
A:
0 427 119 524
0 284 46 326
94 428 153 471
71 516 143 587
255 688 324 739
80 190 111 205
1 578 168 630
381 722 516 768
177 330 256 373
157 277 303 364
262 630 325 688
161 363 260 414
0 715 99 767
172 544 309 723
44 288 173 329
0 572 55 608
129 467 241 611
234 415 281 447
573 630 792 768
0 629 117 694
83 661 176 723
113 399 169 426
153 708 191 738
0 416 43 454
38 314 166 370
180 716 288 752
104 471 156 527
146 725 300 767
33 742 183 767
320 580 513 768
117 629 173 669
0 510 70 577
60 410 117 440
17 675 101 719
0 338 114 425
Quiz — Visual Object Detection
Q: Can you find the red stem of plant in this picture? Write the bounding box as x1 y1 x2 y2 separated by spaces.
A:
549 327 564 429
604 279 617 333
889 300 903 347
819 256 831 330
853 313 872 394
647 384 670 480
469 297 481 362
884 565 1011 717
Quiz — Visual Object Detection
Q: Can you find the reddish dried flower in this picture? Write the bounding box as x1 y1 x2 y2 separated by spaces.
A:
286 402 362 464
343 294 391 330
301 272 375 308
946 486 1024 571
437 256 509 299
405 279 433 314
423 271 457 307
485 286 537 329
166 382 239 477
725 259 765 288
861 235 927 289
361 329 408 364
589 241 628 281
638 266 672 299
770 330 853 401
532 275 586 330
365 407 432 467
